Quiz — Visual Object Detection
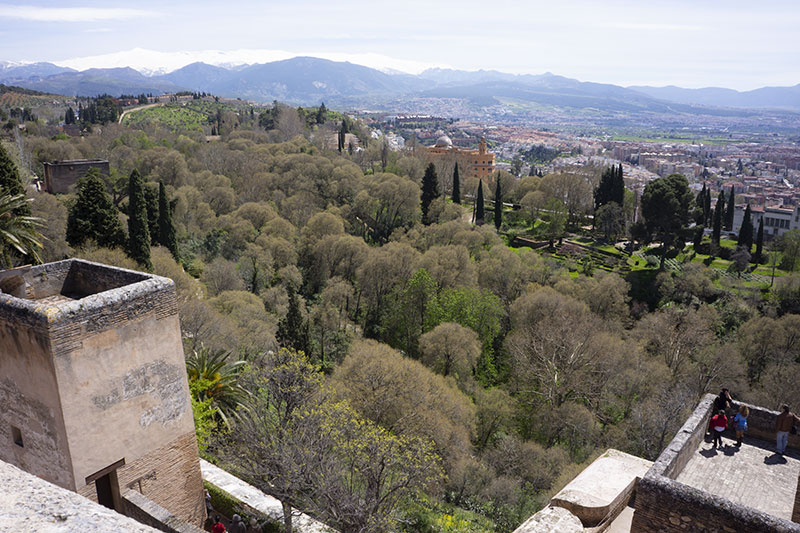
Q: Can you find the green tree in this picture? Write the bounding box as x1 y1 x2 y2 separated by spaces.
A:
641 174 692 270
185 345 246 428
421 163 440 224
66 169 125 249
725 187 735 231
754 218 764 263
0 143 29 216
157 181 178 259
316 102 327 124
737 204 753 252
276 285 309 353
595 202 626 242
143 184 159 246
494 176 502 230
452 163 460 204
712 191 724 245
474 179 485 225
126 169 151 269
0 193 43 267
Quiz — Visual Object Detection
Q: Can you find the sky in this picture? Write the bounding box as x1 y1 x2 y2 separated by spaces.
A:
1 0 799 90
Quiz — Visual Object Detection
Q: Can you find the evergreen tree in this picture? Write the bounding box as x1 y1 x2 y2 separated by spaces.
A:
696 183 707 212
712 191 724 245
66 170 125 248
613 164 625 205
276 286 309 353
127 169 151 269
316 102 327 124
0 143 30 216
704 188 712 225
158 181 178 259
754 218 764 264
494 176 502 230
65 107 76 125
725 187 735 230
144 184 159 245
737 204 753 252
421 163 440 224
474 180 485 225
452 163 460 204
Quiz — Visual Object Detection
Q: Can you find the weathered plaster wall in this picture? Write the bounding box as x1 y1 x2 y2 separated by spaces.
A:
0 313 73 489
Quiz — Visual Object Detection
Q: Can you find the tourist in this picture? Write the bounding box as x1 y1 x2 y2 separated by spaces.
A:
205 489 213 515
714 388 734 412
776 405 800 455
212 515 226 533
733 405 749 447
710 410 728 448
230 514 247 533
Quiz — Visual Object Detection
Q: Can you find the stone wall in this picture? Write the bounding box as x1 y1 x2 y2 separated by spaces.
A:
631 394 800 532
0 458 158 532
731 401 800 450
794 475 800 524
123 489 205 533
43 159 109 194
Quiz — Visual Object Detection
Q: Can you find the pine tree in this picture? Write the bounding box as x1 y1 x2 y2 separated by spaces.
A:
158 181 178 259
737 204 753 252
725 187 735 230
474 180 485 225
0 143 30 216
127 169 151 269
452 163 460 204
494 176 502 230
754 218 764 264
421 163 440 224
712 192 724 245
66 170 125 248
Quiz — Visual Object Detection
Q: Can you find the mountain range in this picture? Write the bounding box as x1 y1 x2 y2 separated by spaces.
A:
0 57 798 113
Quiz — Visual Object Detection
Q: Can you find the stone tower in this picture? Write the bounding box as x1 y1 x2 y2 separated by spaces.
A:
0 259 204 526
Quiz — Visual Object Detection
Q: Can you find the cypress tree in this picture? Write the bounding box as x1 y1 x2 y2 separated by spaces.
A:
127 169 151 269
0 143 30 216
474 179 485 225
613 164 625 205
725 187 735 230
144 184 159 245
66 169 125 248
754 218 764 264
712 192 724 245
704 188 712 225
452 163 461 204
276 286 308 353
421 163 440 224
158 181 178 259
494 176 502 230
697 183 707 212
737 204 753 252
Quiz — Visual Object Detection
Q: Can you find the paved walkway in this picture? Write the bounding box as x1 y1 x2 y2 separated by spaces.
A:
676 433 800 520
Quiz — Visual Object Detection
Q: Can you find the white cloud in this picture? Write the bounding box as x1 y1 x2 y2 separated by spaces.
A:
0 5 158 22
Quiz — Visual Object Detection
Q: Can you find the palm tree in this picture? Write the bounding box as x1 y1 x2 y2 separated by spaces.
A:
0 193 43 268
185 345 247 428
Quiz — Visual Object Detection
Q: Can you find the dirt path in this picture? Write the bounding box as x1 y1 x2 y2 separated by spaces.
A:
118 102 163 124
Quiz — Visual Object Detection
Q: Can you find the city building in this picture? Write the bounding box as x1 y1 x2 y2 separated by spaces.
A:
0 259 205 528
42 159 109 194
426 135 495 180
733 204 800 240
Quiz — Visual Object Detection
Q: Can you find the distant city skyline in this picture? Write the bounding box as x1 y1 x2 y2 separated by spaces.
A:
1 0 799 90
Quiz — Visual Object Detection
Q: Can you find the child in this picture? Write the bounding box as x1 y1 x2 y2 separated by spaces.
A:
733 405 749 447
710 409 728 448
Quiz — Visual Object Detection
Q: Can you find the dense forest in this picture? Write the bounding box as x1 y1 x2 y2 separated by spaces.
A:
2 99 799 533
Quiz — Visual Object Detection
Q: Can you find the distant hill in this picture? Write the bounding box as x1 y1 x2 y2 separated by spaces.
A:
4 67 181 97
0 62 75 81
159 57 427 103
629 84 800 110
1 56 798 115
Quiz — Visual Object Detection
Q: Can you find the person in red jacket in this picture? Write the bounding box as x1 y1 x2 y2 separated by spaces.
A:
710 410 728 448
